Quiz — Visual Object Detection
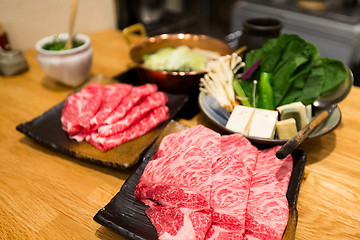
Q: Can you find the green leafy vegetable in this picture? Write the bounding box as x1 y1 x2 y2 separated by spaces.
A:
239 34 347 109
279 42 322 105
42 35 84 51
233 79 251 107
320 58 347 96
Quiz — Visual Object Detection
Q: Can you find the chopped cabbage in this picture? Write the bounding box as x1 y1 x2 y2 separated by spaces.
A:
143 46 215 72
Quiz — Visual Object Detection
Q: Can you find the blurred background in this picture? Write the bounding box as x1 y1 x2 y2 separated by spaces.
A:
1 0 359 85
116 0 360 86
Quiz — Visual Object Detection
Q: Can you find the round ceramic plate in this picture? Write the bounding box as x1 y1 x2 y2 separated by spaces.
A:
198 92 342 145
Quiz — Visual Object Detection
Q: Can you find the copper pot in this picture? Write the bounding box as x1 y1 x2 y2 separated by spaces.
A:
125 24 233 94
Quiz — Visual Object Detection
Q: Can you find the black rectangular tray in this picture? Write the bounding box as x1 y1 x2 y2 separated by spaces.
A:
16 75 188 169
93 121 307 240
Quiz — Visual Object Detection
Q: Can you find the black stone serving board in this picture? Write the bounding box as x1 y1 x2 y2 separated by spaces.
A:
93 121 307 240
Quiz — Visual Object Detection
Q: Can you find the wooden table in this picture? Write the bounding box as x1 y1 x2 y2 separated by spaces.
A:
0 29 359 240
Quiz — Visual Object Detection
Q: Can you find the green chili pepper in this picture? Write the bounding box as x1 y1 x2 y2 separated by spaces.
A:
258 72 275 110
232 79 251 107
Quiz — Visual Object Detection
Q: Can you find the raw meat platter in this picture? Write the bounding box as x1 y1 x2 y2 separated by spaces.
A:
16 75 188 169
93 121 307 240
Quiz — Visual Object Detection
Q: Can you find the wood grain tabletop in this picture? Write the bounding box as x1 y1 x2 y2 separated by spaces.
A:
0 29 359 240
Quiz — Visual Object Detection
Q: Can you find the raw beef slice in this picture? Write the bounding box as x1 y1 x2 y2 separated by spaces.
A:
244 173 289 240
206 154 253 240
87 105 169 151
104 83 158 125
136 147 212 209
244 145 293 240
153 125 222 160
204 134 258 240
135 147 213 239
89 83 132 129
145 206 212 240
98 91 168 136
135 126 293 240
220 134 258 170
61 83 103 136
254 145 293 193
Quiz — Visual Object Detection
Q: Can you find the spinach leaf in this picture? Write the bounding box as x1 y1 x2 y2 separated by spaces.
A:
240 33 346 109
297 43 324 105
280 42 324 106
279 66 310 105
272 38 313 106
320 57 347 95
263 34 303 73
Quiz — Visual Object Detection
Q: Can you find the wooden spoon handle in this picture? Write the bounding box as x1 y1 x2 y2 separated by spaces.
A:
65 0 78 49
276 109 329 159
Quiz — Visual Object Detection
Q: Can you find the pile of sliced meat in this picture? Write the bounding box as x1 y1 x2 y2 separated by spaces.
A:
135 125 293 240
61 83 169 151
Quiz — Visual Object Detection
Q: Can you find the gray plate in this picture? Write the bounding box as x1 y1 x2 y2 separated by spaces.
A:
198 92 342 145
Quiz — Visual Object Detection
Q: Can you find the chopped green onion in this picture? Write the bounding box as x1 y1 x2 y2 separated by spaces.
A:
233 79 251 107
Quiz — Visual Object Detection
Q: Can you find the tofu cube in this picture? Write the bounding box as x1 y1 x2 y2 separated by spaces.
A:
277 102 308 131
248 108 278 139
225 105 255 135
276 118 298 140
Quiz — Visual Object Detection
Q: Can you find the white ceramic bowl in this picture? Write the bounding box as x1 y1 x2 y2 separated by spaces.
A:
35 33 92 87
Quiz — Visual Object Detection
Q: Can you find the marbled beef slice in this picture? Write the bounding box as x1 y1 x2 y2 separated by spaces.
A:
89 83 132 129
244 145 293 240
104 83 157 125
61 83 103 137
87 105 169 151
98 91 167 136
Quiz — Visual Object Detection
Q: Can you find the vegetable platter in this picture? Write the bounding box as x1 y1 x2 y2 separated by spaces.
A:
199 34 351 144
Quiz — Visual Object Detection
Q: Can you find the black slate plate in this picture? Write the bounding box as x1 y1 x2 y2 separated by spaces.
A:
93 121 307 240
16 76 189 169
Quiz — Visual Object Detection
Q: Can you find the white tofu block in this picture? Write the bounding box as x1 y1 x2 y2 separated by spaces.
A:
277 102 307 130
276 118 298 140
225 105 255 135
248 108 278 139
